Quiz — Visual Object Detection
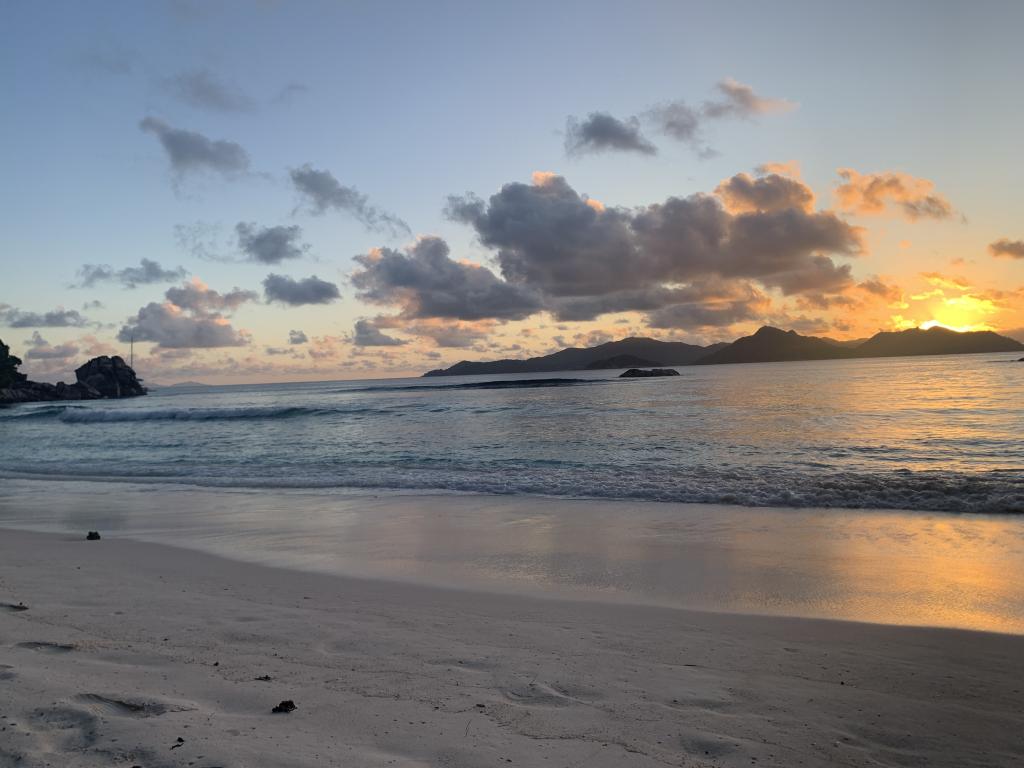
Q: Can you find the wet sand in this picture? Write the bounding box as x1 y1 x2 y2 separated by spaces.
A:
2 527 1022 767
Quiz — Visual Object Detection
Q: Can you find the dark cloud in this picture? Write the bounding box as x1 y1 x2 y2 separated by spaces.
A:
451 173 860 301
440 172 861 328
989 238 1024 259
76 258 188 288
288 329 308 345
166 69 255 113
564 112 657 157
165 280 257 312
1 305 88 328
24 331 80 360
118 279 253 349
119 303 249 348
351 236 543 321
644 101 702 143
352 319 407 347
715 172 814 213
140 117 250 178
290 164 410 237
236 223 309 264
646 298 764 329
263 274 341 306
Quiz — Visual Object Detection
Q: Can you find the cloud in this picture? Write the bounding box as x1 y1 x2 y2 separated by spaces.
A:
236 223 309 264
715 171 814 213
290 164 410 237
165 278 258 312
858 277 905 306
989 238 1024 259
140 117 250 178
119 303 249 348
564 112 657 157
23 331 79 361
351 236 544 321
703 77 796 119
643 101 702 143
449 172 860 302
288 329 308 345
402 320 491 348
1 305 88 328
118 278 254 349
263 274 341 306
352 319 407 347
166 69 254 113
644 79 795 155
834 169 954 221
76 258 188 288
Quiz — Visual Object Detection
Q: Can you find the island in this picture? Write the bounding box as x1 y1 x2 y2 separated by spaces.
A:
424 326 1024 376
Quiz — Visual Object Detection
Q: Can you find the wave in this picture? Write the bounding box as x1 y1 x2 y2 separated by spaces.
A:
53 405 387 424
336 378 601 394
1 462 1020 515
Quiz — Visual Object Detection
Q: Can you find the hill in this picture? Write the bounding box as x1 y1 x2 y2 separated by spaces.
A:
585 354 664 369
422 326 1024 377
694 327 854 365
854 326 1024 357
423 337 725 376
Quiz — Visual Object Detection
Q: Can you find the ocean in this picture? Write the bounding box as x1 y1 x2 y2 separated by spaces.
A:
1 352 1022 513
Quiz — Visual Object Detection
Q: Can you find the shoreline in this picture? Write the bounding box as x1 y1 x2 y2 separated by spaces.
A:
3 480 1024 634
3 528 1024 767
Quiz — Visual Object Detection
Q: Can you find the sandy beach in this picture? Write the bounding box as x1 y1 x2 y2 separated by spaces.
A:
2 527 1022 768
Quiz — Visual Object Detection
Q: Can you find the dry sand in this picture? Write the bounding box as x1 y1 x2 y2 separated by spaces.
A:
1 528 1022 767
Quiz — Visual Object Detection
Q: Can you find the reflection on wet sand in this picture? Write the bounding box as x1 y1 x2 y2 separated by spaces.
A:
2 479 1023 633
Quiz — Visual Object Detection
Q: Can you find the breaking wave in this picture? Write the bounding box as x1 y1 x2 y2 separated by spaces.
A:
53 405 386 424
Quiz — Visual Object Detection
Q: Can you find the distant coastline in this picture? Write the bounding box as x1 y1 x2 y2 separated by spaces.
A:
423 325 1024 376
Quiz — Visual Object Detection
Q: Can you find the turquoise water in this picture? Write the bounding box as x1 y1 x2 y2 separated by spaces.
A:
2 353 1022 513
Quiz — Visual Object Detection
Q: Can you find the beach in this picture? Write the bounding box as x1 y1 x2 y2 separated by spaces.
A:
2 524 1023 767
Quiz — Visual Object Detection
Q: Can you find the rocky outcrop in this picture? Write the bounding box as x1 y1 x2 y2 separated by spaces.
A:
74 356 146 398
619 368 680 378
0 354 146 405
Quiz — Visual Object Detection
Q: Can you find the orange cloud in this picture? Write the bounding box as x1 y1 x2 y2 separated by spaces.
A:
834 169 954 221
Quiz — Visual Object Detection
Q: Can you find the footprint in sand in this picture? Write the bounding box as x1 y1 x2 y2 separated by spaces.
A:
74 693 192 718
28 705 99 751
16 641 76 653
501 682 573 707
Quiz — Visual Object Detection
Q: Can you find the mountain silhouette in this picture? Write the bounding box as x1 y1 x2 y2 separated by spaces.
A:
423 326 1024 376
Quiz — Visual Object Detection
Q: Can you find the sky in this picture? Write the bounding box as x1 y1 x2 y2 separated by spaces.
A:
2 0 1023 384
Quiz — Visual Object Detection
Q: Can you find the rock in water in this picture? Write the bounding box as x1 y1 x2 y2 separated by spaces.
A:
86 531 101 541
75 356 147 398
619 368 680 378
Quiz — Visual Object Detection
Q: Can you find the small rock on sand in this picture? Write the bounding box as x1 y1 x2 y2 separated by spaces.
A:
272 700 297 714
